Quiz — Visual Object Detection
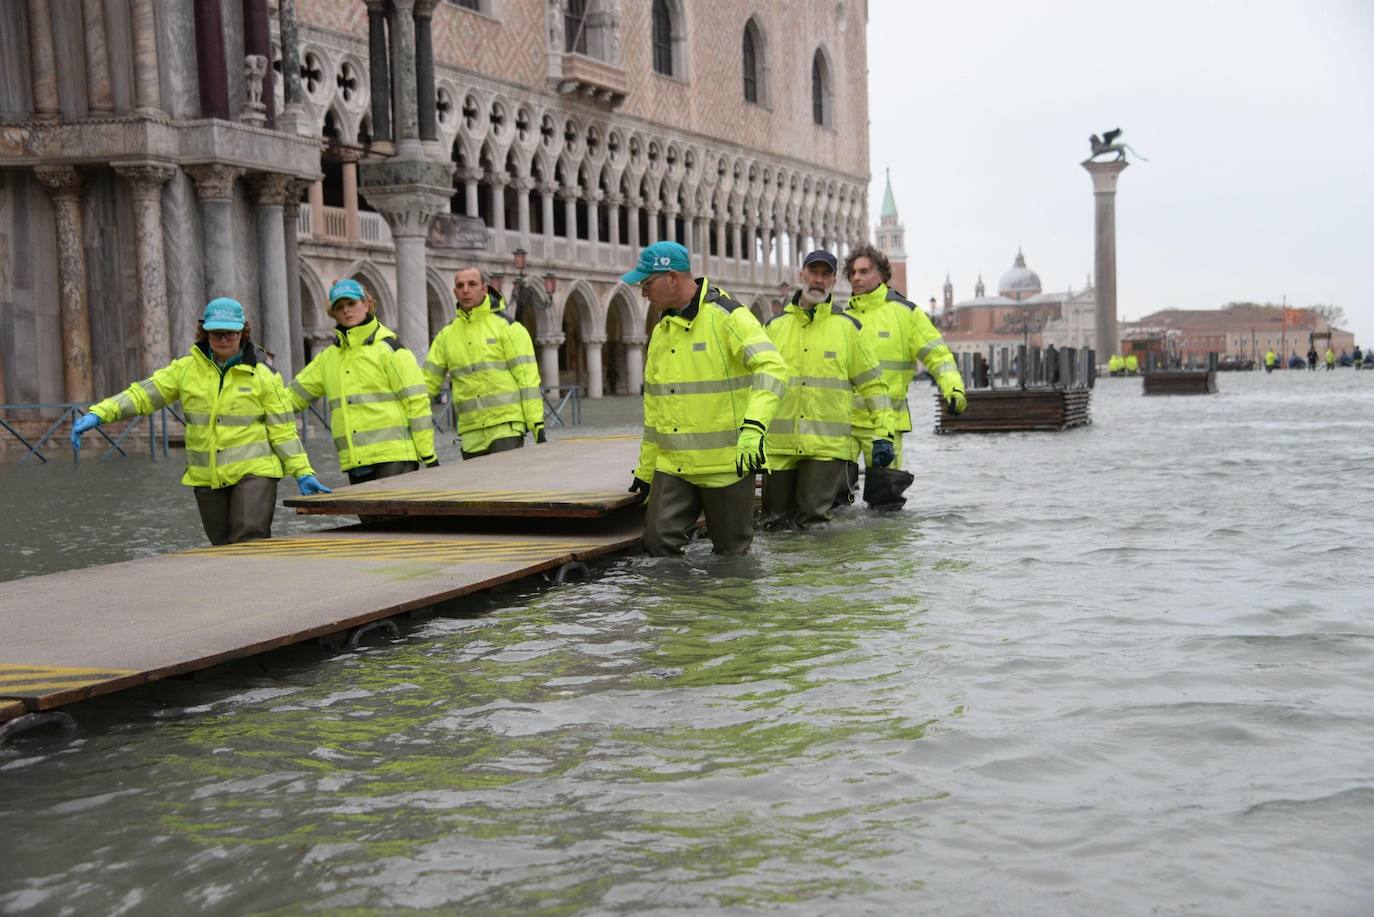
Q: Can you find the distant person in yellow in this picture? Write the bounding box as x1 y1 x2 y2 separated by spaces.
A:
761 250 894 527
1325 348 1336 371
1265 349 1276 373
284 279 437 485
70 297 328 545
1124 353 1139 374
424 267 544 459
1108 354 1124 375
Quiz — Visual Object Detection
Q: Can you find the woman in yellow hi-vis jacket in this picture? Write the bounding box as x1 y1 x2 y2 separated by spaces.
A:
284 279 437 485
71 298 329 545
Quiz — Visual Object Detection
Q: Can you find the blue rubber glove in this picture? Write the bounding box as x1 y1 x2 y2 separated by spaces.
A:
296 474 332 495
71 412 101 449
872 438 895 468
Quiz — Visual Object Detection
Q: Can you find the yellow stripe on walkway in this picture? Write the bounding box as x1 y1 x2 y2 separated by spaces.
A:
0 664 137 697
179 536 602 561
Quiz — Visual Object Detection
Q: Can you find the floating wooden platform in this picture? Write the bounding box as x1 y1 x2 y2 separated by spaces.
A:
1143 371 1217 395
935 389 1093 434
285 434 640 518
0 519 642 723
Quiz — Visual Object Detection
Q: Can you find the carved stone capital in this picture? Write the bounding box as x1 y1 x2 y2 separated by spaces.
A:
623 334 650 346
328 144 364 164
541 181 560 196
488 170 510 187
603 192 624 207
186 164 244 201
459 167 485 183
282 178 311 215
536 334 566 348
249 172 295 206
413 0 438 15
34 166 84 202
582 334 608 345
558 186 582 201
511 176 534 193
114 162 176 201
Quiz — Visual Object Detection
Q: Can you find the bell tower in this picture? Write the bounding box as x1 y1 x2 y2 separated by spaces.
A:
874 168 907 293
943 273 954 311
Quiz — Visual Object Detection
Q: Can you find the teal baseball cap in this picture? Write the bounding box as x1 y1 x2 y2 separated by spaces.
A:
201 297 245 331
329 278 366 304
621 241 690 284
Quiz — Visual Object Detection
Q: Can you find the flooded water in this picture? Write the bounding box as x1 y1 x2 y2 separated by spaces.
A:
2 372 1373 915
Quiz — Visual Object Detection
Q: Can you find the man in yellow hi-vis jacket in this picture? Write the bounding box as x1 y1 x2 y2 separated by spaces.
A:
423 267 544 459
843 244 966 508
763 250 895 527
625 241 790 555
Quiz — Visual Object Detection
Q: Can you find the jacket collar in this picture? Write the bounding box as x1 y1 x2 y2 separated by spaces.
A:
785 290 836 324
664 277 709 324
333 315 388 348
455 285 507 321
194 339 259 368
847 282 889 312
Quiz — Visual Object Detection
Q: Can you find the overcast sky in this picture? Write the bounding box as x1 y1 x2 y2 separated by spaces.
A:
866 0 1374 347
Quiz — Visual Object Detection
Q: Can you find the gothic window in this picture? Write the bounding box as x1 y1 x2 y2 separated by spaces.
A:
742 22 759 103
811 49 832 127
652 0 673 74
566 0 589 55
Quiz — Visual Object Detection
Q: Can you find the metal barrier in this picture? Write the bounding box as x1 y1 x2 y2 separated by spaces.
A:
0 402 177 464
5 386 582 464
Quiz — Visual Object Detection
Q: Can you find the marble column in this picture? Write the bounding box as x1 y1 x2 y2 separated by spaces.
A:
730 221 743 280
773 227 784 283
114 164 177 375
681 210 693 262
540 182 557 247
34 167 93 401
513 176 532 243
1083 158 1129 364
663 205 677 243
582 335 605 398
606 194 623 260
623 334 647 396
282 180 309 372
561 188 579 242
589 190 604 249
340 150 361 242
304 179 326 238
462 168 482 217
714 218 726 277
277 0 304 131
186 164 243 302
251 173 294 376
26 0 60 120
388 0 421 157
80 0 114 113
743 219 756 282
365 0 392 148
536 333 564 391
488 171 508 234
643 204 660 248
130 0 163 115
193 0 230 119
413 0 438 143
627 198 642 251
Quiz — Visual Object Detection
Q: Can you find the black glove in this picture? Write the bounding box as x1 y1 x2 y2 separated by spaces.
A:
628 477 651 504
735 419 767 476
421 455 439 468
946 388 967 416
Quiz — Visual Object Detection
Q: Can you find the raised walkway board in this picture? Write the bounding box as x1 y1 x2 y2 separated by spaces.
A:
0 520 642 723
285 434 641 518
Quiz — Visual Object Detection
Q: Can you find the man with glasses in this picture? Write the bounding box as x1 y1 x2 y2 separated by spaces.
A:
622 242 790 555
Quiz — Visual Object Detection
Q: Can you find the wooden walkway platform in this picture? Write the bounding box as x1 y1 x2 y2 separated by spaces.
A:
936 389 1093 434
0 434 651 729
0 520 641 722
285 434 640 518
1143 371 1218 395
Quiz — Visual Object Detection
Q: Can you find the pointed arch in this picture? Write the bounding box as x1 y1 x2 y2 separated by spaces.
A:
341 259 396 328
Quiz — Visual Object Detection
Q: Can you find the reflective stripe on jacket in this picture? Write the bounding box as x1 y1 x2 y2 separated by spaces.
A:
764 295 893 462
845 283 963 433
422 287 543 438
636 278 790 480
89 342 313 488
284 317 434 471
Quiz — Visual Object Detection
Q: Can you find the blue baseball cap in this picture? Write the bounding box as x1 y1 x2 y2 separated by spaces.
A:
621 241 690 284
329 278 366 305
201 297 245 331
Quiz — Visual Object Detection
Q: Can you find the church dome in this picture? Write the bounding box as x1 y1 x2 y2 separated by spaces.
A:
998 248 1042 300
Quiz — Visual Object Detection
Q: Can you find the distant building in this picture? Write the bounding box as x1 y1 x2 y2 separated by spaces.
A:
938 249 1096 356
1123 305 1355 363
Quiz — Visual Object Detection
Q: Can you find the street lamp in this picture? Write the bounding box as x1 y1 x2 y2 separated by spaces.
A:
510 247 557 314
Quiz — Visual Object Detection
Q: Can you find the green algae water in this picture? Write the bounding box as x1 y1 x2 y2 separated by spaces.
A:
2 373 1373 914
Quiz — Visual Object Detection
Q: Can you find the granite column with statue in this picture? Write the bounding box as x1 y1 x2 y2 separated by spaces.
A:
1082 159 1128 365
282 181 309 372
187 165 244 303
251 173 294 376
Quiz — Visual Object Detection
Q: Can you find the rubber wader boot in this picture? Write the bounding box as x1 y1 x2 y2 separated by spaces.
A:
862 466 915 511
